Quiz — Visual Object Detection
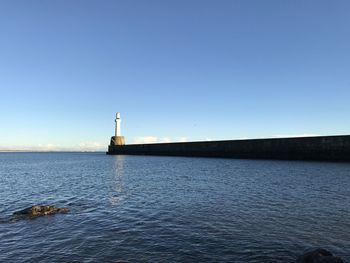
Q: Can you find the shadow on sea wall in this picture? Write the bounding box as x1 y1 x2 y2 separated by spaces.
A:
107 135 350 161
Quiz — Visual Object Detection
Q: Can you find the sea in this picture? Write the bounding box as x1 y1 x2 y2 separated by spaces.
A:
0 152 349 262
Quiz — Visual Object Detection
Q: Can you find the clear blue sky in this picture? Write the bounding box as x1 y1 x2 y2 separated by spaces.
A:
1 0 349 150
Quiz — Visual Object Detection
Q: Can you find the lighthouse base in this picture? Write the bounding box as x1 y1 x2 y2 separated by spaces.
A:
110 136 125 146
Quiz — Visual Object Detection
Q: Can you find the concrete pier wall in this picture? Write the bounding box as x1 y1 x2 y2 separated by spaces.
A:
107 135 350 161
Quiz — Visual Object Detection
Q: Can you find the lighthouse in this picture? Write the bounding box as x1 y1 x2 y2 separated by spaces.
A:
110 112 125 146
115 112 121 137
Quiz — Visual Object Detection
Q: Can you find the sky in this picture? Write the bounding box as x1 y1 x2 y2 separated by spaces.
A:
1 0 350 151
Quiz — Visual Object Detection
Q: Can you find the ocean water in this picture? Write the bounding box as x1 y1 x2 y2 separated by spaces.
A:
0 152 349 263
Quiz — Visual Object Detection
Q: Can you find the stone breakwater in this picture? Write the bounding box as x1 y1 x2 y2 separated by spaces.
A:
107 135 350 161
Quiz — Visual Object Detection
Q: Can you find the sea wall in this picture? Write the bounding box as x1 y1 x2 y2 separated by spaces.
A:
107 135 350 161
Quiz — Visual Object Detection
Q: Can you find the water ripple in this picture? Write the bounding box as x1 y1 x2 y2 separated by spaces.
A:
0 153 349 262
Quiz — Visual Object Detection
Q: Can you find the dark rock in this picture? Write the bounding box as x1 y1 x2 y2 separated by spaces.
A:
297 249 344 263
13 205 69 218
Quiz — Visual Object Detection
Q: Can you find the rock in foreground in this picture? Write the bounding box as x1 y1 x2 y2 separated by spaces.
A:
13 205 69 218
297 249 344 263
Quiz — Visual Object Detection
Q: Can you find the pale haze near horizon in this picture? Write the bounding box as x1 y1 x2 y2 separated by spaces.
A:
1 0 350 151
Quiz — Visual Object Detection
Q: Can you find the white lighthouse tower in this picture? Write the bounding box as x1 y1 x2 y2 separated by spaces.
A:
110 112 125 146
115 112 121 137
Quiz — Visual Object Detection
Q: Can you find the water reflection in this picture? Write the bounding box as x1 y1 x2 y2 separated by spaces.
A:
110 155 125 206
